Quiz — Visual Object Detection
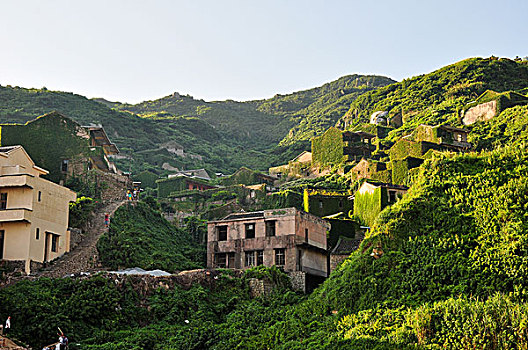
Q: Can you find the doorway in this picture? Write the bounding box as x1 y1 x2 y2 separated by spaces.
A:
0 230 4 260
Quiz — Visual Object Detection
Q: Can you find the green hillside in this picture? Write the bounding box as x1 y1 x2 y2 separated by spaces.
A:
339 57 528 136
0 75 392 177
112 75 393 147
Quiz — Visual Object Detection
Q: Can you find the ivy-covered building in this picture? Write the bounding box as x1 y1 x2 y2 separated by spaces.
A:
302 188 352 218
156 174 217 198
462 90 528 125
352 181 408 227
350 159 391 183
311 127 375 167
0 112 121 183
269 151 313 179
219 167 278 187
412 124 471 150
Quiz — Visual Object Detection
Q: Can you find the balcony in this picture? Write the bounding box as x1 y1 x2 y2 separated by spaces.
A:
0 174 33 189
0 208 32 223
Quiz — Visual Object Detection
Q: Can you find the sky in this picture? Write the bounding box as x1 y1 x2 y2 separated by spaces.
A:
0 0 527 104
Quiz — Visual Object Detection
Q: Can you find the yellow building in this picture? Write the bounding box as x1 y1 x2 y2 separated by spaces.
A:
0 146 76 274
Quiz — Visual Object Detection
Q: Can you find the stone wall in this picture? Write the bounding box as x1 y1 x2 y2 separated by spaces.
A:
462 100 497 125
330 254 348 272
288 271 306 293
248 278 274 297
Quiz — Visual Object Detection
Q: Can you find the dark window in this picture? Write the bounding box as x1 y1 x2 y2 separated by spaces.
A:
339 200 343 209
305 228 309 242
228 252 235 268
51 235 59 253
245 223 255 239
275 248 285 266
217 226 227 241
38 191 42 202
256 250 264 266
61 159 69 172
36 228 40 240
265 221 276 237
0 193 7 210
389 191 396 203
245 251 255 267
215 253 227 268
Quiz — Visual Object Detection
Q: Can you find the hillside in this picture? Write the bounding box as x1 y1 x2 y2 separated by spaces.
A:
339 57 528 137
97 202 204 272
0 75 392 176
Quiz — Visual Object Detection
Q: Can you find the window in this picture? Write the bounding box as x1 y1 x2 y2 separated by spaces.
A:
61 159 69 172
457 134 463 142
275 248 285 266
51 234 59 253
256 250 264 265
215 253 227 268
245 223 255 239
245 251 256 267
36 228 40 240
389 190 397 203
305 228 309 242
0 193 7 210
339 200 343 209
265 221 276 237
319 200 323 209
38 191 42 202
217 226 227 241
228 252 235 268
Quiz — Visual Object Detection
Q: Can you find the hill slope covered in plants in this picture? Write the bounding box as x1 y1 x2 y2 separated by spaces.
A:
339 57 528 138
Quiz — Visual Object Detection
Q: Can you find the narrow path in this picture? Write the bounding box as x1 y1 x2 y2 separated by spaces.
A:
37 200 126 279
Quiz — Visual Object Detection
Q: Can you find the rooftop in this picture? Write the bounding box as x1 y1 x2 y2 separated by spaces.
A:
222 211 264 220
331 236 363 255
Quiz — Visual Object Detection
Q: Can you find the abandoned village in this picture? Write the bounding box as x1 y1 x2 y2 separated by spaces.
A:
0 87 512 295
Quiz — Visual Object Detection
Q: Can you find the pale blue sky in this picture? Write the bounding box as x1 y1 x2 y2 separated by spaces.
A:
0 0 526 103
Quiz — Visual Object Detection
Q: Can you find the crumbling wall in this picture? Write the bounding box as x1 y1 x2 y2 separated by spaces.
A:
462 100 497 125
248 278 274 297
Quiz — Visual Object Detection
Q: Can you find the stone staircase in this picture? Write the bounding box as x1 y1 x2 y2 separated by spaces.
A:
36 200 126 279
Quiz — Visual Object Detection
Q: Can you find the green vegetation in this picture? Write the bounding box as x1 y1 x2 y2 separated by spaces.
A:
97 202 204 272
218 167 273 186
340 57 528 137
4 57 528 349
0 112 95 182
69 196 96 229
463 89 528 115
311 127 346 167
469 104 528 150
353 184 386 226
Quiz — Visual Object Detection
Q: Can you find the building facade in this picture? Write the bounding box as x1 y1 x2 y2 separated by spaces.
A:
207 208 330 291
0 146 77 274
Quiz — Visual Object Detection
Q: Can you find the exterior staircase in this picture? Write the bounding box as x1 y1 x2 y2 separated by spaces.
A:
36 200 126 279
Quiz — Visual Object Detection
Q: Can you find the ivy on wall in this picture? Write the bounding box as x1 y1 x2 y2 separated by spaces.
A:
353 186 387 226
0 112 95 183
311 127 345 167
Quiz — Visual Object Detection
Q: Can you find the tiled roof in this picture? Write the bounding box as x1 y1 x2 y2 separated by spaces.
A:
331 237 363 255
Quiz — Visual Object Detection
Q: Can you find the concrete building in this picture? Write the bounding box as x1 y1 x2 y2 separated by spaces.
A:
207 207 330 292
0 146 76 274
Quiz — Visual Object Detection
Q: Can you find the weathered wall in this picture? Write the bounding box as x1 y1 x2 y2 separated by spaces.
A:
462 100 497 125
